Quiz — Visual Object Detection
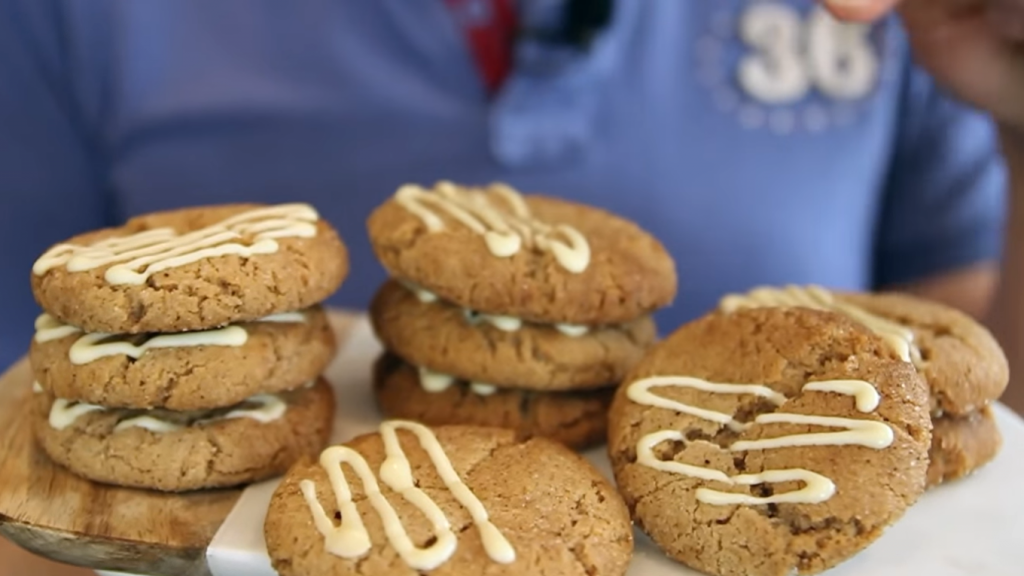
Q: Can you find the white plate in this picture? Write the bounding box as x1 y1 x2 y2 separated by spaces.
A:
205 318 1024 576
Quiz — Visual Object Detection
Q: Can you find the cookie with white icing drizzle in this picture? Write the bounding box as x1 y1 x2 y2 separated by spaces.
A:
607 307 931 576
30 306 335 410
369 280 655 391
372 353 614 450
264 423 633 576
719 285 1009 417
31 203 349 334
367 181 677 325
32 378 334 492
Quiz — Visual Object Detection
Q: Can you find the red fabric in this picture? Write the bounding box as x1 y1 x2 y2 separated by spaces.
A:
443 0 518 93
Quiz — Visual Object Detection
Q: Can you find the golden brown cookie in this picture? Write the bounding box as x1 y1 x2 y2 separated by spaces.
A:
607 307 932 576
264 422 633 576
369 280 656 391
30 307 335 410
33 379 335 492
31 203 349 334
719 285 1009 416
373 353 612 450
927 406 1003 488
366 182 677 324
836 291 1007 416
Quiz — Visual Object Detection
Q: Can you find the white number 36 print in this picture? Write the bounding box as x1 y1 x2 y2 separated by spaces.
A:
737 2 879 104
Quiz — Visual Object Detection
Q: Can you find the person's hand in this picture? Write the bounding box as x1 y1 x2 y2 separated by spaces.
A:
823 0 1024 133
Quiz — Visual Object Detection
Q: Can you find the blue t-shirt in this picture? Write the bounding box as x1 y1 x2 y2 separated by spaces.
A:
0 0 1006 369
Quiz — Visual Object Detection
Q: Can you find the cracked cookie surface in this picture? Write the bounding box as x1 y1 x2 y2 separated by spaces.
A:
33 378 334 492
607 308 931 576
370 280 655 391
373 353 613 450
31 204 349 333
31 306 336 410
367 192 676 324
265 425 633 576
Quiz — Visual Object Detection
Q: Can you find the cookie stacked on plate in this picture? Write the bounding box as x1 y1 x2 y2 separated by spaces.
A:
608 306 933 576
366 181 677 449
719 285 1008 486
28 204 349 492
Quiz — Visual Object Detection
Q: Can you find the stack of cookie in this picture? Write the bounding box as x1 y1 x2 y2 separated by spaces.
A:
28 203 349 492
609 306 933 576
365 181 677 450
718 285 1008 486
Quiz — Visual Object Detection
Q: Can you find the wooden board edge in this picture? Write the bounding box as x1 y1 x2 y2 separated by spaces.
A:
0 513 212 576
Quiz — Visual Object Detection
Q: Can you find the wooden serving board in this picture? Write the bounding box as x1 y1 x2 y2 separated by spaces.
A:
0 313 357 576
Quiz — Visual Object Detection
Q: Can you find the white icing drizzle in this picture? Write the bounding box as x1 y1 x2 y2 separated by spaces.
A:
258 311 308 323
32 381 43 394
32 204 319 285
627 376 787 432
416 366 500 397
555 323 589 337
398 281 592 337
35 310 305 364
628 376 893 506
114 416 183 434
34 314 82 343
47 393 288 432
720 285 922 366
803 379 879 412
469 383 498 396
463 309 523 332
69 326 249 365
218 394 286 423
418 367 455 392
398 280 439 304
48 399 105 430
394 182 591 273
300 420 515 569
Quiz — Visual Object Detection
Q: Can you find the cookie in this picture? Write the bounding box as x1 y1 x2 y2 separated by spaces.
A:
927 406 1002 487
33 378 335 492
720 285 1009 416
31 203 349 334
370 280 656 391
373 353 612 450
264 422 633 576
366 181 677 324
30 307 335 410
607 307 932 576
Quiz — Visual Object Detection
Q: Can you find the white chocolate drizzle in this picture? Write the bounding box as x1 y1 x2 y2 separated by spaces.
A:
395 182 590 273
69 326 249 365
34 314 82 343
463 309 522 332
34 311 305 364
47 393 288 432
469 383 498 396
258 311 308 323
398 281 592 337
416 366 501 397
300 420 515 570
720 285 922 366
628 375 893 506
32 204 319 284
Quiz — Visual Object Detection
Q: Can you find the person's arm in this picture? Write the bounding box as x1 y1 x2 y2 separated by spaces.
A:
0 0 110 369
988 130 1024 414
874 62 1006 321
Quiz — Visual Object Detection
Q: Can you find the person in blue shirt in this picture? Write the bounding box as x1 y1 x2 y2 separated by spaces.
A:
1 0 1023 412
